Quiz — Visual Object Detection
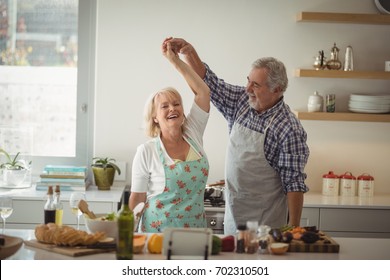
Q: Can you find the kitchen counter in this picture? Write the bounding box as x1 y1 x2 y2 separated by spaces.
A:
1 185 125 229
4 229 390 260
304 192 390 209
302 193 390 238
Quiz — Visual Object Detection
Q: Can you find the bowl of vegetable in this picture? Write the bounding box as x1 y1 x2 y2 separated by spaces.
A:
84 213 117 239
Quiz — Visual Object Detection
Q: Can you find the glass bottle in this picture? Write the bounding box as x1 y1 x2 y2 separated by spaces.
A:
53 185 63 226
246 221 259 254
116 193 134 260
236 224 247 253
44 186 56 224
258 225 271 254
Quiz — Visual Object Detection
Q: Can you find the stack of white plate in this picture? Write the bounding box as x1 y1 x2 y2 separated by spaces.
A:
349 93 390 114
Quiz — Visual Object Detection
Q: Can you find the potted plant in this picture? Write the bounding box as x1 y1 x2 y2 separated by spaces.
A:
0 148 31 186
91 157 121 190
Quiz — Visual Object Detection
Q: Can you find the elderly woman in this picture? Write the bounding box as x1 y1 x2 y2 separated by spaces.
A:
129 38 211 232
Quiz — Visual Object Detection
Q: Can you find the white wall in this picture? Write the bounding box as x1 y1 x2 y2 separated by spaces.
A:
94 0 390 194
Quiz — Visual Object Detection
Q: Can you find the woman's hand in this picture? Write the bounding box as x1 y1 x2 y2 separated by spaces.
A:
162 38 180 64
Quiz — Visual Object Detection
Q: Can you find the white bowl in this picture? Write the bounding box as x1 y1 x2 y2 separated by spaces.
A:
84 214 117 239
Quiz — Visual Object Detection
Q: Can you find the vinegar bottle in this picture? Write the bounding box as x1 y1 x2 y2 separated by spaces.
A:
44 186 56 224
53 185 63 226
116 193 134 260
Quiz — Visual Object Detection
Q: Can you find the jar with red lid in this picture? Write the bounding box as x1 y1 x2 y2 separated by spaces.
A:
322 171 339 196
339 172 356 197
357 173 374 197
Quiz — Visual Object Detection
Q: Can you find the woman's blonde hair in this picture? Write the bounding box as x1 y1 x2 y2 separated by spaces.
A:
144 87 185 137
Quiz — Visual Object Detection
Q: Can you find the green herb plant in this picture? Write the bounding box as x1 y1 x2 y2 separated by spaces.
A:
91 157 121 175
0 148 31 170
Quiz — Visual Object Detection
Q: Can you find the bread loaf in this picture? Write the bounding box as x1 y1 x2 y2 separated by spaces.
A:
35 223 106 246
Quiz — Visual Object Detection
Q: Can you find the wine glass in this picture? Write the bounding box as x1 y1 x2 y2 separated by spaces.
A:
0 196 13 234
69 192 86 230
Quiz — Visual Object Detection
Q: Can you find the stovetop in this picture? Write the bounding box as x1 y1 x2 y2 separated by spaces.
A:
204 198 225 208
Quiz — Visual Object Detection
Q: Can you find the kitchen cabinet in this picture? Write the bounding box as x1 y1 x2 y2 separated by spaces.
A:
300 207 319 227
301 193 390 238
3 185 125 229
295 12 390 122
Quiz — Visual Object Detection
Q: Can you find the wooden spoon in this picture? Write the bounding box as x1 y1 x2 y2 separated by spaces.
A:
78 199 96 219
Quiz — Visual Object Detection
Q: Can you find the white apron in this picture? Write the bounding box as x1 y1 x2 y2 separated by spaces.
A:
224 113 287 235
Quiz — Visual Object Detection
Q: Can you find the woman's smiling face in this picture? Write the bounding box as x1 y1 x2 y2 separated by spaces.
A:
153 91 184 132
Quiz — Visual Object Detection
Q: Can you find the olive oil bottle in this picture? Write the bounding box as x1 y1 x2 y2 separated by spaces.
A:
53 185 63 226
116 193 134 260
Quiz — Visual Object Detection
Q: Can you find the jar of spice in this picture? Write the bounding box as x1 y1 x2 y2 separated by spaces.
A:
236 224 247 254
245 221 259 254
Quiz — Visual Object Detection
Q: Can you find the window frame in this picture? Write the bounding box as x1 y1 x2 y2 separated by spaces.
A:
9 0 97 176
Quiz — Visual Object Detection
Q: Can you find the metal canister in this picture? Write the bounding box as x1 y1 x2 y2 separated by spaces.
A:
357 173 374 197
339 172 356 197
326 94 336 112
322 171 339 196
344 45 354 71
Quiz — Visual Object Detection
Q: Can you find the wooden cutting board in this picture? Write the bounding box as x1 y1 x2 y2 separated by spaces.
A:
288 232 340 253
24 240 115 257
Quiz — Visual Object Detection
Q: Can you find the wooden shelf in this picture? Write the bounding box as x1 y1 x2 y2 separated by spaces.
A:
297 12 390 25
295 69 390 80
294 111 390 122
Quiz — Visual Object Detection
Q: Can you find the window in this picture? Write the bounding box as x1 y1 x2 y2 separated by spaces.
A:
0 0 96 174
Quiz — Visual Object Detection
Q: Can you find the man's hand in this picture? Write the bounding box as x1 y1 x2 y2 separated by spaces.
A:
162 37 194 56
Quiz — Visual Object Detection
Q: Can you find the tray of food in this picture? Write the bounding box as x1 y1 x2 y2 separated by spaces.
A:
272 226 340 253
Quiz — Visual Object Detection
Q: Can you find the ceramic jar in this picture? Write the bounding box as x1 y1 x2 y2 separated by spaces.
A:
339 172 357 197
307 91 324 112
357 173 375 197
322 171 339 196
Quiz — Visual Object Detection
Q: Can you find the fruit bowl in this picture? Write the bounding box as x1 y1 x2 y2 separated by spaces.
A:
268 242 289 255
84 213 117 239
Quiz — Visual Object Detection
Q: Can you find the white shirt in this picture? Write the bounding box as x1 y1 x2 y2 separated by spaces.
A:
131 102 209 199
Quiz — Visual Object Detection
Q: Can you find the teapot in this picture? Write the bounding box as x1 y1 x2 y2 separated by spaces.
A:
326 43 342 70
313 50 326 70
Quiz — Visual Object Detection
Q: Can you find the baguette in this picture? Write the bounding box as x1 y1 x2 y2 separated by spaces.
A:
35 223 106 246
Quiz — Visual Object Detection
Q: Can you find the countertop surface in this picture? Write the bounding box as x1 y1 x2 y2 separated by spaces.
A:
3 229 390 260
0 184 125 202
303 192 390 209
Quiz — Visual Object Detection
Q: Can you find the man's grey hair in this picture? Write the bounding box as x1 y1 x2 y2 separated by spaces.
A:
252 57 288 94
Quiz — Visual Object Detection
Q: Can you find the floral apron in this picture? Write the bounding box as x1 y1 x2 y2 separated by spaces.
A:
141 136 209 232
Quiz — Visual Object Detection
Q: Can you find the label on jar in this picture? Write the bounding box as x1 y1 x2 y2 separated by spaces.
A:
322 178 339 196
340 179 356 197
358 180 374 197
